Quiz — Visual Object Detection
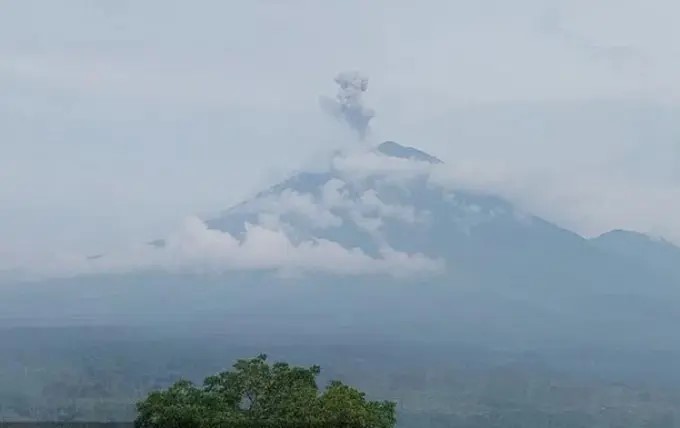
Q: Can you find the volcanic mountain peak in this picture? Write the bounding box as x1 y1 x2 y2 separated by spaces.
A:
376 141 443 164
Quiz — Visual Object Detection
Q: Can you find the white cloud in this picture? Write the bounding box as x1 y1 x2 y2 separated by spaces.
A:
7 217 443 281
234 164 428 236
358 189 419 223
238 189 343 229
332 149 434 183
430 157 680 243
103 217 443 277
320 175 422 222
325 147 680 245
321 179 349 207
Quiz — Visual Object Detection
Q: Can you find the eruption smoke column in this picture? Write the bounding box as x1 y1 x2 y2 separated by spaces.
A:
319 71 375 140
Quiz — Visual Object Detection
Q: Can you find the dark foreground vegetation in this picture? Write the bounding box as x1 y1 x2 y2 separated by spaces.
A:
136 354 395 428
3 326 680 427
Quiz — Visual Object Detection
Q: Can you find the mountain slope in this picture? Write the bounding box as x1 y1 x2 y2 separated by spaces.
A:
591 229 680 280
205 142 675 297
1 142 679 351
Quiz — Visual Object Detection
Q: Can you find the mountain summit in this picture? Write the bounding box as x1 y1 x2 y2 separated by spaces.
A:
376 141 443 164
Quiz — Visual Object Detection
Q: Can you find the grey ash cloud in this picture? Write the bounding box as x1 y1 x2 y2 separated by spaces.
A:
319 71 375 140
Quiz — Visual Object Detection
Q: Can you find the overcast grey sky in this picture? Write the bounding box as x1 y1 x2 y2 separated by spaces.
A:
2 0 680 265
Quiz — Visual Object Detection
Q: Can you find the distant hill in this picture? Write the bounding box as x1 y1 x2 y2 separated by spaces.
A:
591 229 680 280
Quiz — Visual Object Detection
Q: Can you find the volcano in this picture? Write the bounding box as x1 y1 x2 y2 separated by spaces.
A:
2 141 680 351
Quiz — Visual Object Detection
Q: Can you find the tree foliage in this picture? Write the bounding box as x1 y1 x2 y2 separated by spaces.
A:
135 354 396 428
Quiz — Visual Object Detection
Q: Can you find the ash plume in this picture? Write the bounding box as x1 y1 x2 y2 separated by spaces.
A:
319 71 375 139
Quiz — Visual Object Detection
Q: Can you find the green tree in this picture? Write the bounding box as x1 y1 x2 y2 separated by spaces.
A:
135 354 396 428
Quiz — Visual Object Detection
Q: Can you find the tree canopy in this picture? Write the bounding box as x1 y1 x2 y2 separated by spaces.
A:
135 354 396 428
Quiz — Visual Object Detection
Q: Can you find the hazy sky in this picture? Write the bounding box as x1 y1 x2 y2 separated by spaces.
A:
2 0 680 265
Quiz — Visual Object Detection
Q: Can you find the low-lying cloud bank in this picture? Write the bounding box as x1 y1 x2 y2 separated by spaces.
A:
1 211 444 282
97 216 443 278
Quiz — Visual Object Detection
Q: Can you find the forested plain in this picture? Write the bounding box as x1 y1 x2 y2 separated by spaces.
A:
2 326 680 427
